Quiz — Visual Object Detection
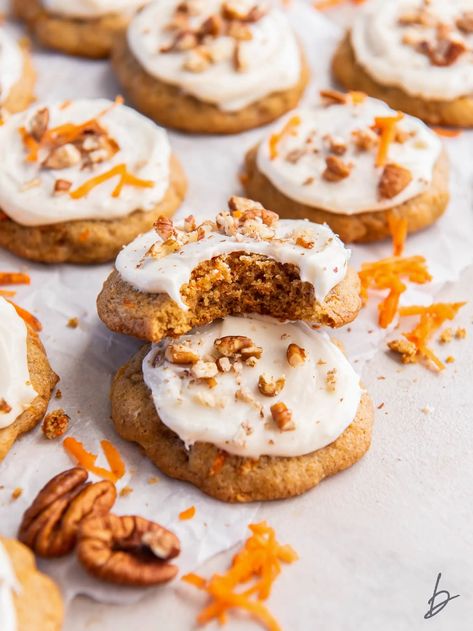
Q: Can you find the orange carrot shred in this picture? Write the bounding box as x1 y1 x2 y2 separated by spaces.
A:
8 301 42 332
179 506 196 521
0 289 16 297
391 302 466 371
69 164 154 199
388 215 408 257
372 112 404 167
63 437 125 482
182 521 297 631
209 451 226 476
314 0 364 8
269 116 301 160
0 272 30 286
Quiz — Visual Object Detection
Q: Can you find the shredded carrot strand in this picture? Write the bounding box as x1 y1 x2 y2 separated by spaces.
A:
8 301 42 332
63 437 125 482
69 163 154 199
269 116 301 160
100 439 126 480
388 215 408 257
314 0 364 8
0 272 30 286
373 112 404 167
19 127 39 162
0 289 16 297
209 451 226 476
182 521 298 631
179 506 196 521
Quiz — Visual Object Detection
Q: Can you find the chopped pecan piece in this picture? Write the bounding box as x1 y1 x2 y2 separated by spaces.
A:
324 134 347 156
165 343 199 365
387 338 418 364
233 41 247 71
77 514 180 586
228 197 279 227
43 143 81 170
270 402 295 431
325 368 337 392
154 215 175 240
417 36 467 67
258 374 285 397
191 360 219 379
352 127 379 151
53 179 72 195
322 155 352 182
42 409 70 440
214 335 262 361
0 398 12 413
29 107 49 142
378 163 413 199
456 12 473 34
286 343 307 367
18 467 116 557
320 89 348 105
183 46 211 72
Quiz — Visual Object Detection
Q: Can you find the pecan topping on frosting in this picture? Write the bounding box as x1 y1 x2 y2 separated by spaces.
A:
286 343 307 367
322 155 353 182
76 514 180 586
0 398 12 413
378 163 413 200
18 467 116 557
270 402 295 431
258 373 286 397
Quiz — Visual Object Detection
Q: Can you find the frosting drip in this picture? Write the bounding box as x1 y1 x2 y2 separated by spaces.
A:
115 206 350 309
142 315 362 458
352 0 473 100
0 542 19 631
127 0 301 111
256 96 442 214
42 0 149 19
0 30 24 106
0 298 37 430
0 99 171 226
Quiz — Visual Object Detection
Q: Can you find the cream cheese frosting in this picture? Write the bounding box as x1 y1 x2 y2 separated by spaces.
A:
0 297 37 430
127 0 301 112
0 30 24 106
256 94 442 214
142 315 362 458
0 99 171 226
42 0 149 19
0 541 20 631
352 0 473 101
115 202 350 309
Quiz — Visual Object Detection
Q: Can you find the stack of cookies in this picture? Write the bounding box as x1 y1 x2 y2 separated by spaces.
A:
98 196 374 502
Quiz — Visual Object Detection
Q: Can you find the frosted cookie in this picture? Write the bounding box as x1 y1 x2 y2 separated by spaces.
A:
0 29 35 114
0 536 64 630
111 316 374 502
0 99 186 264
332 0 473 127
12 0 151 59
0 297 58 461
97 197 362 342
112 0 309 134
243 92 449 243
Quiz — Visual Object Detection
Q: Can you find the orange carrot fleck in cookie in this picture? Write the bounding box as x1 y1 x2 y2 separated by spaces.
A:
389 302 466 371
209 451 226 476
268 115 301 160
63 437 125 483
179 506 196 521
69 164 154 199
182 521 298 631
431 127 462 138
372 112 404 167
0 272 30 285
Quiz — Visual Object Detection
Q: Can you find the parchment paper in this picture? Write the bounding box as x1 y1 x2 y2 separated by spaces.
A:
0 0 472 605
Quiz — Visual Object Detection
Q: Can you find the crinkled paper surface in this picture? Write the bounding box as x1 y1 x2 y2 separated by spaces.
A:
0 0 472 605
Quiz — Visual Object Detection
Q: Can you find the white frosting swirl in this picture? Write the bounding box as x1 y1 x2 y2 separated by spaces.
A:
0 542 20 631
0 298 37 430
127 0 301 111
41 0 149 19
115 217 350 309
143 315 362 458
0 99 171 226
0 30 24 106
256 97 442 214
352 0 473 100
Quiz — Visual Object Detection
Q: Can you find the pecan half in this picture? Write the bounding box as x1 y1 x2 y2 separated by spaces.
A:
322 156 352 182
76 514 180 586
378 163 413 199
18 467 116 557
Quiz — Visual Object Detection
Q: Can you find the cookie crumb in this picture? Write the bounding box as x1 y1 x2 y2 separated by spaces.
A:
119 486 133 497
445 355 455 364
438 327 453 343
377 402 385 410
11 487 22 500
67 317 79 329
147 476 159 485
421 405 434 415
42 409 70 439
55 388 63 400
455 327 467 339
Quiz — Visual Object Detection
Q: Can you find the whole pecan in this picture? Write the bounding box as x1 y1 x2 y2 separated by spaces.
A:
18 467 116 557
76 514 180 586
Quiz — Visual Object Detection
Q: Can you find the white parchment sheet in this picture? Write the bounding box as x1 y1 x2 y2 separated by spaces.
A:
0 0 472 605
